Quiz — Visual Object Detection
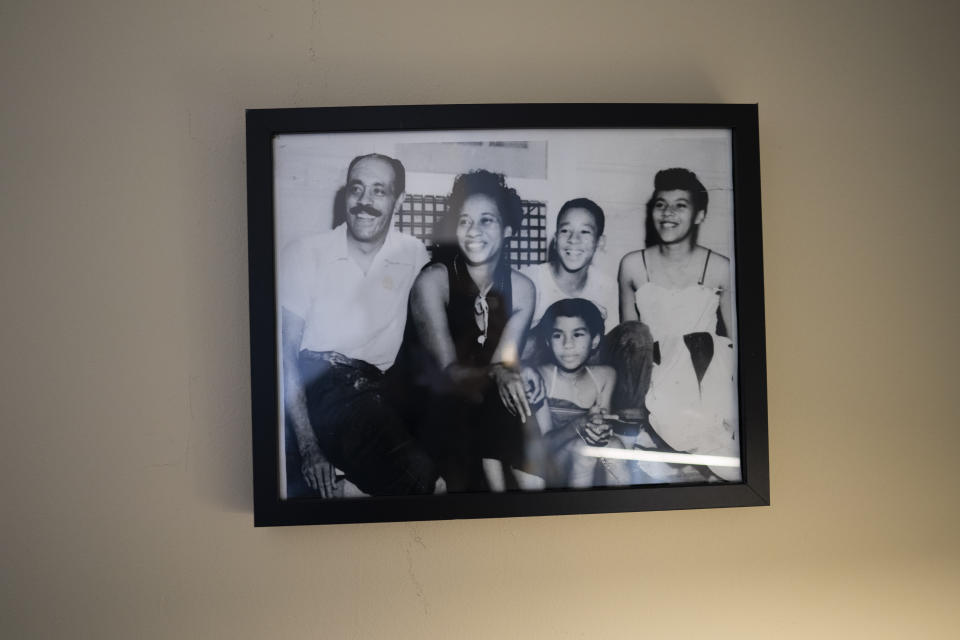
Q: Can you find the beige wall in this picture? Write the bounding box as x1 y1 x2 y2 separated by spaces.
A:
2 1 958 637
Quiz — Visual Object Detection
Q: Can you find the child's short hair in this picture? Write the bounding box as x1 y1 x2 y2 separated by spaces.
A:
538 298 605 343
558 197 605 236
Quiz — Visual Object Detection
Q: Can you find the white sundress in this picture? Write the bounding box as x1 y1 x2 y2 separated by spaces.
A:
634 249 740 481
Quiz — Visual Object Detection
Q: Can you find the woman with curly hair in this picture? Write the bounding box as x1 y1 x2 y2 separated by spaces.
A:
618 168 739 482
397 170 546 492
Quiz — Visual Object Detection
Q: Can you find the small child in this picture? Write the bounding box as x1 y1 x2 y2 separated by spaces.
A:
525 298 630 488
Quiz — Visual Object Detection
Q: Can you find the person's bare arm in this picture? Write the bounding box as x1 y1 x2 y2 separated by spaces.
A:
595 365 616 412
408 264 459 371
493 271 535 364
618 252 642 323
705 252 733 340
281 308 336 497
487 272 536 418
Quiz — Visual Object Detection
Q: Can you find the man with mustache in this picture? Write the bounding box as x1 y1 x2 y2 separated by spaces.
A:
279 154 437 497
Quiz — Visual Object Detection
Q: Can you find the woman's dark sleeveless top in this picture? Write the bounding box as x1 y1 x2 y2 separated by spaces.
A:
390 251 523 476
444 253 513 367
391 251 514 400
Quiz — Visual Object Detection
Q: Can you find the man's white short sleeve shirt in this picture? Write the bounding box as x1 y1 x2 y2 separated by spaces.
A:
279 225 429 371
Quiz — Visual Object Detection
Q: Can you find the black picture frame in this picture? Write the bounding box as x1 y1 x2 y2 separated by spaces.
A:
247 103 768 526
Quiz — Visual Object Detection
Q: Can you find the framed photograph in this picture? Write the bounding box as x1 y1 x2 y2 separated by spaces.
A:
247 104 768 526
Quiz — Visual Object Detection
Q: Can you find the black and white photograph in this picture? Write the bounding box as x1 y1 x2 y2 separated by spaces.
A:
271 126 742 502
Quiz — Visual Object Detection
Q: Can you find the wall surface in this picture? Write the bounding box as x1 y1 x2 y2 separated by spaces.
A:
2 1 958 638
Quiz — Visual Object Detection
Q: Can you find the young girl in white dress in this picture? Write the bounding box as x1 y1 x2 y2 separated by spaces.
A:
618 168 740 482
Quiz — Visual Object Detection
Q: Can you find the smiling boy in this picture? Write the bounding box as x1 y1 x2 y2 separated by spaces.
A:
520 198 619 335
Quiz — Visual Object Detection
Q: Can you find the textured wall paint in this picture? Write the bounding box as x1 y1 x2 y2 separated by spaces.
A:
1 1 958 637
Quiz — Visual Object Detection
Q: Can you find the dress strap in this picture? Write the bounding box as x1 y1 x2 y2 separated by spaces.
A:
641 249 651 282
547 365 558 397
698 249 713 285
584 366 603 398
